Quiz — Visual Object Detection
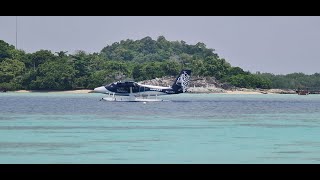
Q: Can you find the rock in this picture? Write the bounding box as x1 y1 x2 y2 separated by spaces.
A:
138 76 226 93
138 76 297 94
266 89 296 94
188 87 226 93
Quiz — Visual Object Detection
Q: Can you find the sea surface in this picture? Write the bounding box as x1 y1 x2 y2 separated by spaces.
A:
1 92 320 163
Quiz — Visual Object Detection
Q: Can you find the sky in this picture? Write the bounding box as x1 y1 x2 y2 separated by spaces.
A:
1 16 320 74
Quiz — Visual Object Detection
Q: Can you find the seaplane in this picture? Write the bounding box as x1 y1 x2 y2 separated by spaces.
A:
93 70 191 102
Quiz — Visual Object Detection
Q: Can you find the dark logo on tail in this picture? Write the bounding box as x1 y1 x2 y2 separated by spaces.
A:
176 71 190 92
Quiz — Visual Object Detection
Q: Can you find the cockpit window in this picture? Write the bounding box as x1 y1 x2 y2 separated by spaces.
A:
105 83 114 89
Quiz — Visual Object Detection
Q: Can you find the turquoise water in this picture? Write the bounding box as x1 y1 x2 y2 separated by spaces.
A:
1 92 320 163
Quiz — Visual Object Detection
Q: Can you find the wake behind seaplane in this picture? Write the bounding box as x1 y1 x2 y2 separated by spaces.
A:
93 70 191 101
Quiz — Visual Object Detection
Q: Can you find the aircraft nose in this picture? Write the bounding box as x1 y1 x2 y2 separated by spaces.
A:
93 86 107 93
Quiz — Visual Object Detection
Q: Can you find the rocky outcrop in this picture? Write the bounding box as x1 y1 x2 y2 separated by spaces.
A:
264 89 296 94
188 86 226 93
138 76 297 94
138 76 175 87
227 88 296 94
138 76 227 93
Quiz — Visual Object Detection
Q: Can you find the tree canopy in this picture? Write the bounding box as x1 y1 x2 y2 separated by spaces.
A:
1 36 317 91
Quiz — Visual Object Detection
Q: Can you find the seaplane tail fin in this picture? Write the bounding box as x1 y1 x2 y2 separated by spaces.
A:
172 70 192 93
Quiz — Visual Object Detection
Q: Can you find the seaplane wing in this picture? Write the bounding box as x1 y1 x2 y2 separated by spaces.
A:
93 70 191 96
137 84 171 90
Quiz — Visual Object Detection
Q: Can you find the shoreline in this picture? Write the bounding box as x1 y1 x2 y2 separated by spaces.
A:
189 90 274 95
221 91 270 95
12 89 94 94
8 89 295 95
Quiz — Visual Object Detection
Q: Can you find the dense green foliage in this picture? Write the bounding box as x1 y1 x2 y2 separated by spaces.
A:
256 73 320 89
0 37 318 91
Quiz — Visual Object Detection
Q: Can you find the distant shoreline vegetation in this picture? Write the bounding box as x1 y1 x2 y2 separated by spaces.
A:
0 36 319 91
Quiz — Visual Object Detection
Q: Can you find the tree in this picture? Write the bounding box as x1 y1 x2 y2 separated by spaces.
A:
229 74 271 89
0 59 25 82
29 50 56 69
87 70 109 89
0 58 25 90
30 59 76 90
0 40 15 61
4 37 318 91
